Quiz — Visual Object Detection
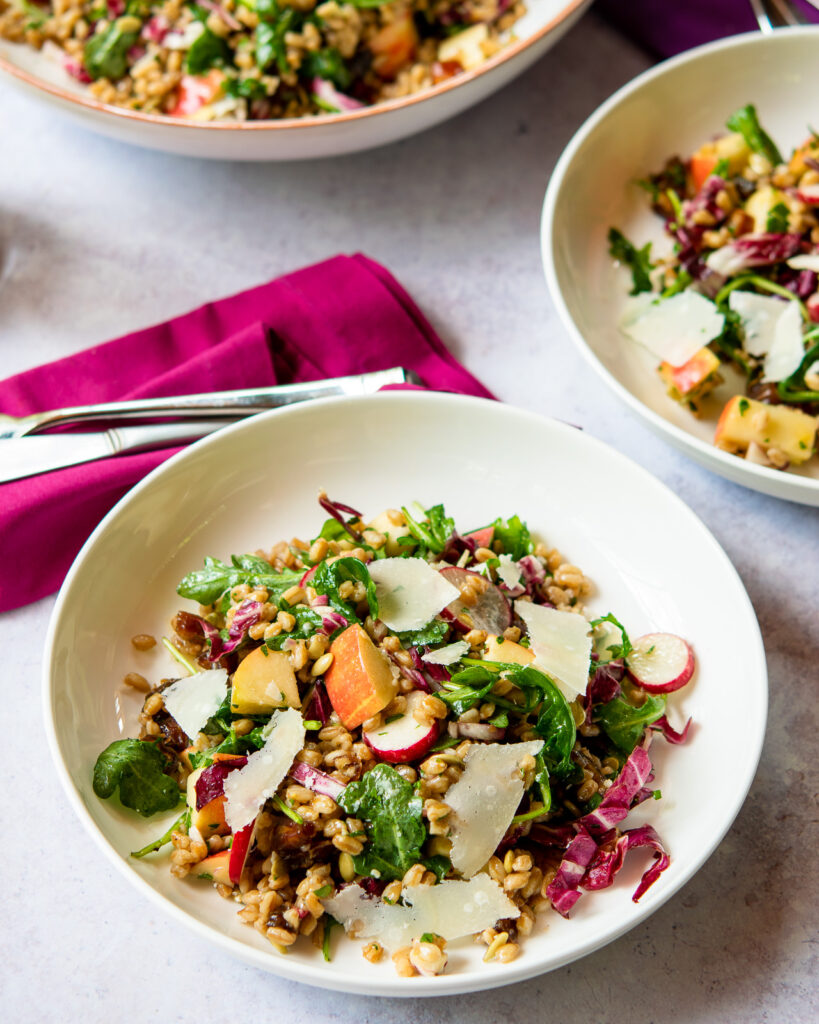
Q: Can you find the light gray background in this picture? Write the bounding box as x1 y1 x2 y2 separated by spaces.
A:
1 11 817 1023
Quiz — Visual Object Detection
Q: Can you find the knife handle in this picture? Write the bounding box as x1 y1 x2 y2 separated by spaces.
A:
107 419 239 453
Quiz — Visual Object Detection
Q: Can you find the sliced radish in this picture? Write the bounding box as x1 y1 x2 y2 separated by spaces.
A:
626 633 695 693
363 690 439 764
300 564 318 587
463 526 494 548
440 566 511 635
228 817 256 884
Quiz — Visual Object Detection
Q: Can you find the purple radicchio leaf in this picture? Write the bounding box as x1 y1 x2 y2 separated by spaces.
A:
545 825 599 917
318 493 363 540
651 714 692 744
779 266 817 298
306 681 332 725
195 756 248 809
584 661 625 725
390 650 431 693
578 741 654 834
290 760 346 800
682 175 729 228
581 823 670 902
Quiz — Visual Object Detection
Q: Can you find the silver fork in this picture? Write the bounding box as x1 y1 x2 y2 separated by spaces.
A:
0 367 422 440
750 0 812 31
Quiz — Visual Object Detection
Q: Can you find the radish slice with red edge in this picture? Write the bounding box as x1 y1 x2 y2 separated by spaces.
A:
363 690 439 764
626 633 695 694
439 566 511 635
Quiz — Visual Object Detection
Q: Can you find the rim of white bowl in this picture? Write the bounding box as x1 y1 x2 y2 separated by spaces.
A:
42 391 768 996
0 0 589 133
541 25 819 507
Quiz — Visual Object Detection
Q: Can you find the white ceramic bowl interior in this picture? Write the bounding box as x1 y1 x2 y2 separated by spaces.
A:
44 392 767 996
542 27 819 506
0 0 589 160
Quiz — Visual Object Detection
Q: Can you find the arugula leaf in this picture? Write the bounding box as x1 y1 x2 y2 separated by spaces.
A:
265 604 324 649
608 227 654 295
312 557 377 622
533 752 551 811
713 157 730 178
596 694 666 754
225 76 269 101
400 503 454 556
422 855 451 882
314 517 357 544
508 666 576 777
766 201 790 234
590 612 633 661
726 104 782 166
437 665 497 715
131 809 190 859
188 724 267 770
490 514 532 560
396 618 449 648
83 17 142 80
338 764 425 881
301 47 351 89
255 7 296 73
184 25 229 74
201 691 233 735
176 555 301 606
93 739 182 817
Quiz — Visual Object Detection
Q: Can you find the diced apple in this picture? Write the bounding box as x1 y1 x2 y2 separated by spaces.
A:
483 634 534 666
363 690 439 763
745 184 787 233
688 132 750 191
323 624 398 729
367 508 412 557
369 11 418 79
689 152 718 193
714 395 817 464
658 347 722 403
196 849 232 885
437 23 488 73
789 135 819 178
228 819 256 885
167 69 225 118
185 753 246 837
230 645 301 715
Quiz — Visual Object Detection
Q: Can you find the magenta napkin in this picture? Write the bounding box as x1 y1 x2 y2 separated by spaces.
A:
598 0 819 58
0 254 492 613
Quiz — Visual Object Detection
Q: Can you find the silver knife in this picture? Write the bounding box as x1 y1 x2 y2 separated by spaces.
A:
0 420 235 484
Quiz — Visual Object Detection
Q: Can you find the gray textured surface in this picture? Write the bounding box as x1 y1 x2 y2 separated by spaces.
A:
1 12 817 1022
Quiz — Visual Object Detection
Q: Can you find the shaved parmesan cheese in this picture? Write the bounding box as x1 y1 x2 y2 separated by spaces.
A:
367 558 459 632
705 244 754 277
763 299 806 382
161 669 228 741
496 554 523 590
514 601 592 701
728 290 789 357
323 875 519 950
620 291 724 368
446 740 544 879
422 641 469 666
223 707 305 832
787 253 819 272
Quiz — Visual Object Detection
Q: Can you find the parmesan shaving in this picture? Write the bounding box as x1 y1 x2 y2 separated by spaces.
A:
728 290 789 357
620 291 724 367
514 601 592 701
223 707 306 832
421 641 469 666
322 875 519 950
367 558 460 632
762 299 806 382
160 668 228 741
446 740 544 879
496 553 523 590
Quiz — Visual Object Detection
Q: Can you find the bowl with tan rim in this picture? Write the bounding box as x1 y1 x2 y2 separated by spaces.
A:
0 0 590 160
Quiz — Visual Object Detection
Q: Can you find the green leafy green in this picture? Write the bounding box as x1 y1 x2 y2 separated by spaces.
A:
313 556 377 622
713 157 730 178
596 695 666 754
766 201 790 234
490 514 532 560
202 692 233 735
422 856 450 882
338 764 425 881
400 503 454 556
777 338 819 405
508 667 576 777
302 47 351 89
397 618 449 648
18 0 47 28
314 517 357 544
188 724 267 770
131 809 190 858
322 915 338 961
185 26 230 74
225 76 270 101
437 665 498 716
83 17 142 80
608 227 654 295
264 604 324 649
590 612 633 662
726 103 782 166
177 554 301 606
93 739 182 817
255 6 296 73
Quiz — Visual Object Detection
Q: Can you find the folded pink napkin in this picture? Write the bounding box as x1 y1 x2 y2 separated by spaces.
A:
0 254 492 613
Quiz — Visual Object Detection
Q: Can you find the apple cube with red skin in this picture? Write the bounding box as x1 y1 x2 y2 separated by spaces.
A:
483 634 534 667
196 849 232 886
186 752 246 837
231 645 301 715
658 347 721 404
369 12 418 80
324 624 398 729
228 820 256 885
714 395 817 464
167 69 225 118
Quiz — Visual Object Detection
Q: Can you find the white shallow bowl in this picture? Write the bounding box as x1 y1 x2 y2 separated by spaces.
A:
44 392 767 996
542 27 819 506
0 0 589 160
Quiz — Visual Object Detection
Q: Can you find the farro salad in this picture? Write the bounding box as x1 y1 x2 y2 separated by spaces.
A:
0 0 524 120
610 103 819 473
94 494 695 976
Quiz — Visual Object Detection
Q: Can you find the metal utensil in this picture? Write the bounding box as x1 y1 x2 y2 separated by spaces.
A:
750 0 808 32
0 419 238 484
0 367 422 440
